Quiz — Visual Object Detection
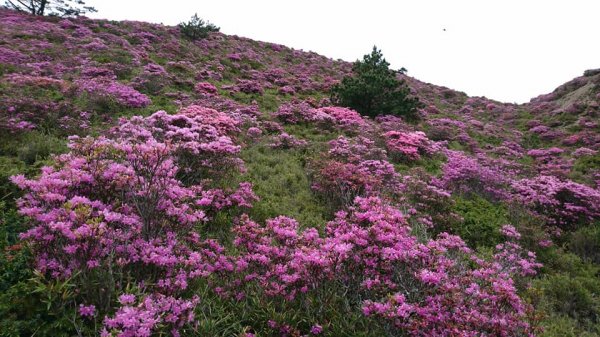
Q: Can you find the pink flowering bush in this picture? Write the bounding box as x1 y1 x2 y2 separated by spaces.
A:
76 78 151 109
311 159 400 207
383 130 438 161
233 197 539 335
512 175 600 228
132 63 169 95
313 106 367 130
223 197 539 335
177 105 241 135
236 79 264 95
399 169 461 231
436 150 510 200
116 109 243 184
355 202 540 335
273 102 366 131
273 100 315 124
0 75 82 134
327 136 387 163
11 108 257 336
231 215 329 300
194 81 218 95
309 135 400 207
102 294 198 337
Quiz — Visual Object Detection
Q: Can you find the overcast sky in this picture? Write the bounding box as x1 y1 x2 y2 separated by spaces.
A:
88 0 600 103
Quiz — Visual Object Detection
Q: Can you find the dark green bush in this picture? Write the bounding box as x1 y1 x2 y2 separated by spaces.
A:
15 132 67 166
452 195 508 248
179 14 219 41
532 273 600 329
570 225 600 264
331 46 421 120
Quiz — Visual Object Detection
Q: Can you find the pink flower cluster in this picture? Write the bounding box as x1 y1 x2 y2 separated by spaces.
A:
311 136 400 206
274 101 367 131
512 175 600 228
232 215 328 300
228 196 539 336
383 130 438 160
76 78 151 108
194 81 218 95
102 294 198 337
12 106 257 336
436 150 510 200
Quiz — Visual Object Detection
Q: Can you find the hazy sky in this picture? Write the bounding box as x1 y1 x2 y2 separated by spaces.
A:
87 0 600 103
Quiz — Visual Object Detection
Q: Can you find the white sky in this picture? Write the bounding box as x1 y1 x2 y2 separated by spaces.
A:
87 0 600 103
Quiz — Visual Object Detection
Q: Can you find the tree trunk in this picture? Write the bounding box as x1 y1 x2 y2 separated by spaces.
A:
37 0 47 15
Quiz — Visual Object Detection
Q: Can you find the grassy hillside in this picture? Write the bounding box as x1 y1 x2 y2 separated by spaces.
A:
1 8 600 337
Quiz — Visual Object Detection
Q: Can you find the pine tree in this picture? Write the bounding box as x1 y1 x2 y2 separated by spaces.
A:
331 46 421 120
178 14 220 41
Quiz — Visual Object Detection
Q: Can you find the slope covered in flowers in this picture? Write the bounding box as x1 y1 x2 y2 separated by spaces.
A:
1 8 600 337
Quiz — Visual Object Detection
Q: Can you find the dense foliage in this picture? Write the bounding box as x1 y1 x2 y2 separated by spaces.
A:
1 7 600 337
331 47 422 120
178 13 220 41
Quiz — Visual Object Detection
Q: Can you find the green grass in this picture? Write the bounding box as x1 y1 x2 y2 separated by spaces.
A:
451 195 508 249
240 142 329 228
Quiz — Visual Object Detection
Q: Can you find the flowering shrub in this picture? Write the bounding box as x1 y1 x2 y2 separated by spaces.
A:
273 100 314 124
194 81 218 95
231 215 329 300
327 136 386 163
436 150 510 200
313 106 367 130
236 79 264 95
11 108 257 336
227 197 539 335
355 200 540 335
102 294 198 337
114 109 243 184
273 102 366 131
526 147 573 177
0 75 81 134
383 130 438 161
312 159 400 207
76 78 151 108
269 133 308 149
512 175 600 228
399 169 461 231
177 105 240 135
132 63 169 95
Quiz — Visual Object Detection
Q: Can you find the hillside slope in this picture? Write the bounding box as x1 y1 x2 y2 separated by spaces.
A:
1 9 600 337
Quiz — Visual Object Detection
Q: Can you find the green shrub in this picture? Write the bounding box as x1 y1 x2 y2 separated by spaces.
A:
15 132 67 166
532 273 600 330
179 14 219 41
539 315 598 337
0 157 25 202
452 195 508 248
331 46 421 120
573 153 600 177
570 225 600 264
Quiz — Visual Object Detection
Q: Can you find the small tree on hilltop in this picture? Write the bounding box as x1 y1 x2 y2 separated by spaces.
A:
179 13 220 41
331 46 422 120
3 0 96 16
